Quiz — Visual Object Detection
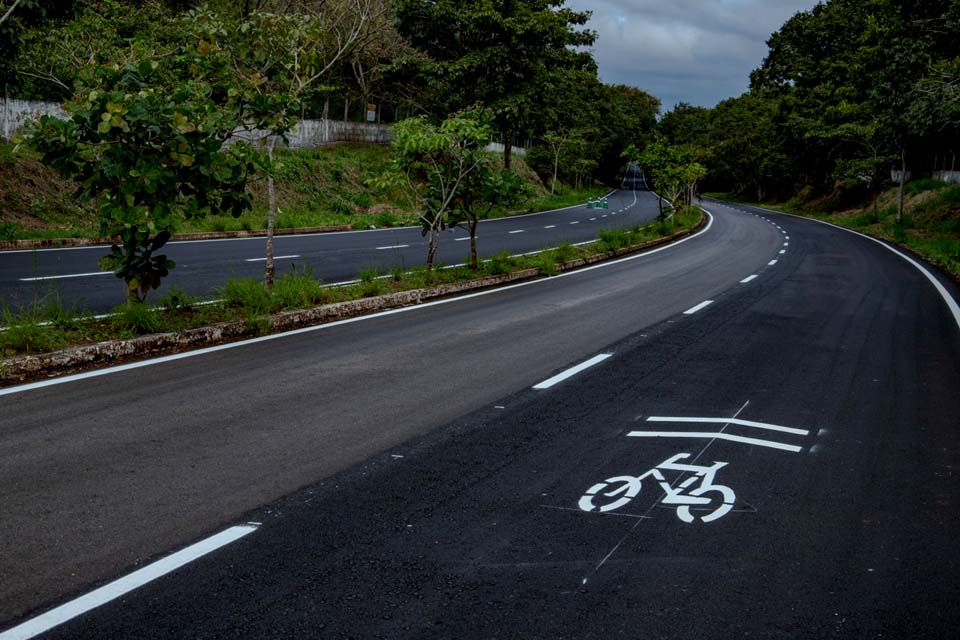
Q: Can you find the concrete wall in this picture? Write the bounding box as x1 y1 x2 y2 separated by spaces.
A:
933 170 960 185
1 99 68 140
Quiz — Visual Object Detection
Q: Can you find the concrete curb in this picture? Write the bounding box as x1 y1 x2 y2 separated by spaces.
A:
0 215 704 384
0 225 356 251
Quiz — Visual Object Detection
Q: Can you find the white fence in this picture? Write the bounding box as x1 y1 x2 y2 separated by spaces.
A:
1 98 525 155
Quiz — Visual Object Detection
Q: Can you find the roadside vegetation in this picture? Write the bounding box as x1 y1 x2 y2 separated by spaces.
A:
0 141 606 241
706 180 960 280
0 207 702 359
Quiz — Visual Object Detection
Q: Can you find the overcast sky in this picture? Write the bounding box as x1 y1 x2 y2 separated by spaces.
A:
567 0 821 114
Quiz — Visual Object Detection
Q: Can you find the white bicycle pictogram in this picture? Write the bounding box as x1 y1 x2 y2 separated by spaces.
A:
578 453 736 523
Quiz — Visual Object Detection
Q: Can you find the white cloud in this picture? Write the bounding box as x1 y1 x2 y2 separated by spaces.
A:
566 0 820 112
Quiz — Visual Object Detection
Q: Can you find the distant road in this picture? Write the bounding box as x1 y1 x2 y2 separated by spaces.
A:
2 197 958 638
0 172 656 313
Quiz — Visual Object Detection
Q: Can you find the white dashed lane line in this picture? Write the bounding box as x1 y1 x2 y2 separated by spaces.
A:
533 353 613 390
683 300 714 315
245 255 300 262
740 275 758 283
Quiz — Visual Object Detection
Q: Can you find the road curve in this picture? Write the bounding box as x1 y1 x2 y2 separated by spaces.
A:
0 188 658 313
2 199 959 638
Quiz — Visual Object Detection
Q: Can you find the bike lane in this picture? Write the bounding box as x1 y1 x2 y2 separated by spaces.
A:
15 205 960 639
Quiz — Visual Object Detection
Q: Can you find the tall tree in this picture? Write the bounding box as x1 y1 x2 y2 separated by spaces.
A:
394 0 596 168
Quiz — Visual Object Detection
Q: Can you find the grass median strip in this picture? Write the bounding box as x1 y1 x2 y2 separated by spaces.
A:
0 208 704 381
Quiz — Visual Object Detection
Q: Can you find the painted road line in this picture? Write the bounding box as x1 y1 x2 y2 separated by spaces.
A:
683 300 714 315
645 416 809 436
779 249 786 254
768 260 778 266
533 353 613 390
589 217 597 221
626 431 802 453
509 230 524 234
544 225 556 229
245 255 300 262
784 242 789 246
19 272 111 282
376 244 409 250
455 237 471 241
570 221 580 225
0 525 258 640
740 275 758 284
785 236 790 240
0 213 716 398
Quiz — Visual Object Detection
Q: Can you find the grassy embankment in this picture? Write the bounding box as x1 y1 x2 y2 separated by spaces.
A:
706 180 960 280
0 207 702 359
0 142 609 240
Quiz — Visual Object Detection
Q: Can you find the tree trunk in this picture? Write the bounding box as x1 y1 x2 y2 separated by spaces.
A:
426 228 438 270
897 147 906 224
551 149 559 195
469 219 479 270
503 132 513 170
322 95 329 120
343 96 350 122
657 193 663 220
265 137 278 289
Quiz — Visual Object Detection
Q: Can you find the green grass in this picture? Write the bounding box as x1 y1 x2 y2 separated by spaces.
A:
709 182 960 281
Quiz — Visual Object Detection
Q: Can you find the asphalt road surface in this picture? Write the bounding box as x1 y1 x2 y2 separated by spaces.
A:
1 199 958 639
0 183 657 314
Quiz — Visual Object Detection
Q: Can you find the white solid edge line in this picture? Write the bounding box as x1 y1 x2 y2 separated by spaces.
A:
0 191 625 255
532 353 612 390
740 275 758 284
683 300 713 315
722 200 960 332
19 271 112 281
646 416 809 436
0 525 257 640
626 431 802 453
0 213 715 398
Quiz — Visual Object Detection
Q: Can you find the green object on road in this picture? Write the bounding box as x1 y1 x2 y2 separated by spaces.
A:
603 197 609 209
587 198 593 209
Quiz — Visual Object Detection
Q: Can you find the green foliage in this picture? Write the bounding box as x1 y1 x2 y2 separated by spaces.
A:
271 267 328 309
222 268 328 315
382 109 493 268
112 301 163 335
598 228 629 252
222 278 273 315
160 285 197 312
98 228 175 303
24 47 259 301
485 251 516 275
395 0 596 166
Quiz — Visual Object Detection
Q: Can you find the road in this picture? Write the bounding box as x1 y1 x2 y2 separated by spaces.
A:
1 199 958 638
0 182 656 314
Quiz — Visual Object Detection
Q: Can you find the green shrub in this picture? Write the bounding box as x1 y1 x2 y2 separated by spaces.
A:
598 229 629 252
551 242 577 265
485 251 515 275
160 286 197 312
222 278 272 315
905 179 949 195
272 268 327 310
112 302 163 335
